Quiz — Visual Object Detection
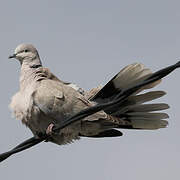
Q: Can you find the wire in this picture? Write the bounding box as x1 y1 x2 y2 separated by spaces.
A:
0 61 179 163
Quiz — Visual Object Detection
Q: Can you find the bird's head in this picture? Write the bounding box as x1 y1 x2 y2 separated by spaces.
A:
9 44 41 64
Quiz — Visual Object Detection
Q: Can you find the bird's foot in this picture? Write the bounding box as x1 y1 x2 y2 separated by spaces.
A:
46 123 55 135
44 123 56 142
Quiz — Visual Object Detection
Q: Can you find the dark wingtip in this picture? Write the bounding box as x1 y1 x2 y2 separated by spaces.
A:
81 129 123 138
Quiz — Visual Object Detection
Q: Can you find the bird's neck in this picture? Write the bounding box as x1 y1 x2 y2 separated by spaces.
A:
19 57 42 90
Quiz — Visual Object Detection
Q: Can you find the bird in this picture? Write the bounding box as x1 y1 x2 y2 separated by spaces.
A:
9 43 169 145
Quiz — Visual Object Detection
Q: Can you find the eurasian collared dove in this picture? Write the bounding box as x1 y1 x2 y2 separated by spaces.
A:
9 44 169 145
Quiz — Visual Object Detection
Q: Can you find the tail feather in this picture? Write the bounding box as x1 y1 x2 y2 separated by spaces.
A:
127 91 166 104
108 91 166 115
131 119 168 129
125 112 169 119
127 103 169 112
113 63 149 89
90 63 169 130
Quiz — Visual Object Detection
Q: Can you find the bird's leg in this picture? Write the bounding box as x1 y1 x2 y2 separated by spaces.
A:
44 123 59 142
46 123 55 135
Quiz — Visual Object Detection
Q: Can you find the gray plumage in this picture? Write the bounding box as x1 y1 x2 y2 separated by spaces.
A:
9 44 169 145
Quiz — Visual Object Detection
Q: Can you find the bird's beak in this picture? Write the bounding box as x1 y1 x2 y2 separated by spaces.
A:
8 53 17 59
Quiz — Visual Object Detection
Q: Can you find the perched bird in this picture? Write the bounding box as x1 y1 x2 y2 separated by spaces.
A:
9 44 169 145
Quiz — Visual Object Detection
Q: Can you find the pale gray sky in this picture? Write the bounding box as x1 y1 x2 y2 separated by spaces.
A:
0 1 180 180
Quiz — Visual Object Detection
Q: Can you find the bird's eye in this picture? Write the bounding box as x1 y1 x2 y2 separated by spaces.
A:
24 49 29 53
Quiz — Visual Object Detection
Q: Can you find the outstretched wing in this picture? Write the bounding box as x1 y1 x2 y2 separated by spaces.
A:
91 63 161 102
85 63 169 130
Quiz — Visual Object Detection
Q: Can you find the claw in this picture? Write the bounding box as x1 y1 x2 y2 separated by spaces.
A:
46 123 54 135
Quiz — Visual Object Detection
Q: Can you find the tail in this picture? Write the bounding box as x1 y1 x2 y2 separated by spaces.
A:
89 63 169 130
